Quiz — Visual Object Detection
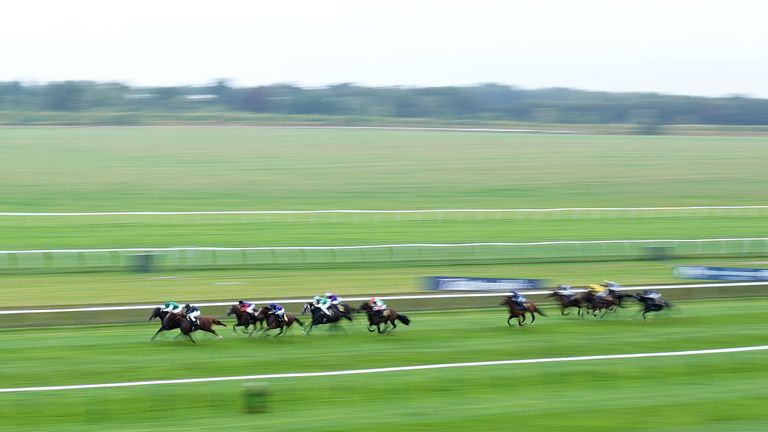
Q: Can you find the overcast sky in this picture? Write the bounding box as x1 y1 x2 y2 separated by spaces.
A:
2 0 767 97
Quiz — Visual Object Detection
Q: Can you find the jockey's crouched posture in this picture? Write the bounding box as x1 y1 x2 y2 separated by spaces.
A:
640 290 664 306
554 284 574 298
325 292 344 312
184 304 201 328
161 301 183 314
369 297 388 318
313 296 332 316
267 302 286 325
238 300 257 316
509 291 527 309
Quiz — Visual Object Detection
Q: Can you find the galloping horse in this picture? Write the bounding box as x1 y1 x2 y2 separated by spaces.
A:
148 307 178 341
633 294 676 320
500 296 547 326
547 292 586 317
226 305 264 334
174 314 227 344
253 307 304 337
357 303 410 334
580 290 634 317
300 303 353 335
150 308 226 344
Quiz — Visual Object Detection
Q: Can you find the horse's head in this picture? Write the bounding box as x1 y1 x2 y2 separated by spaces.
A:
148 307 162 321
499 296 513 306
226 305 239 316
546 291 557 298
254 307 268 320
358 302 373 312
300 303 312 315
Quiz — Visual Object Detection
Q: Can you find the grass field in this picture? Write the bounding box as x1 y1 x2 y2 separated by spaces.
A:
2 127 768 211
1 127 767 305
1 127 767 430
1 298 767 431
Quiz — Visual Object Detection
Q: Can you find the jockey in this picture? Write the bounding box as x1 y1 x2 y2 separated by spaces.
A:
161 301 183 314
554 284 574 297
325 292 345 313
184 304 201 326
313 295 332 316
640 290 664 305
238 300 257 316
601 280 620 299
369 297 388 317
509 291 527 309
325 292 341 305
267 302 286 325
589 283 610 299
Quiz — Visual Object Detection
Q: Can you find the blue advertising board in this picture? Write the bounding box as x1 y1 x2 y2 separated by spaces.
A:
425 276 542 291
674 266 768 281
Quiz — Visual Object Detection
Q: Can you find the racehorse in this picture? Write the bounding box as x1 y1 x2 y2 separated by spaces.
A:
226 305 264 334
174 314 227 344
253 307 304 337
547 291 586 317
581 291 634 317
357 302 411 334
500 296 547 326
300 302 353 335
148 307 179 341
633 294 676 320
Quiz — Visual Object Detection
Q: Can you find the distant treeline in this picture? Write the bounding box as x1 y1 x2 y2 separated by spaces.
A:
2 80 768 126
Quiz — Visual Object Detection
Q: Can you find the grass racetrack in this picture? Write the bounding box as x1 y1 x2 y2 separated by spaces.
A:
1 298 767 431
1 127 768 430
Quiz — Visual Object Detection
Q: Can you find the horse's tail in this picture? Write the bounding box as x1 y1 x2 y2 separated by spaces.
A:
212 319 226 327
534 306 548 317
396 314 411 325
293 317 305 327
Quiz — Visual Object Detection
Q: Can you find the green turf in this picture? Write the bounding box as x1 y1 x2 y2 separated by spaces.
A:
2 127 767 211
0 298 766 431
3 257 768 307
1 127 766 277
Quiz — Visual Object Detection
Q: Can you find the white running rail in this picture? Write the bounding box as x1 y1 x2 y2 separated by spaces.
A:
1 205 767 217
1 237 767 255
1 281 766 315
3 344 767 393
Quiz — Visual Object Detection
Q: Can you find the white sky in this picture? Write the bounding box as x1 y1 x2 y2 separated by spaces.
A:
2 0 767 97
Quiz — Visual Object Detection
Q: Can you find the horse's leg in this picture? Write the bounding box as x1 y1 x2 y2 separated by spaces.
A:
529 311 536 325
507 315 514 327
377 323 384 334
179 329 195 344
150 326 166 341
202 327 223 340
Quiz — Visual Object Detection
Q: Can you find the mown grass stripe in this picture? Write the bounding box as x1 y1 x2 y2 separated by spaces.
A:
3 344 766 394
